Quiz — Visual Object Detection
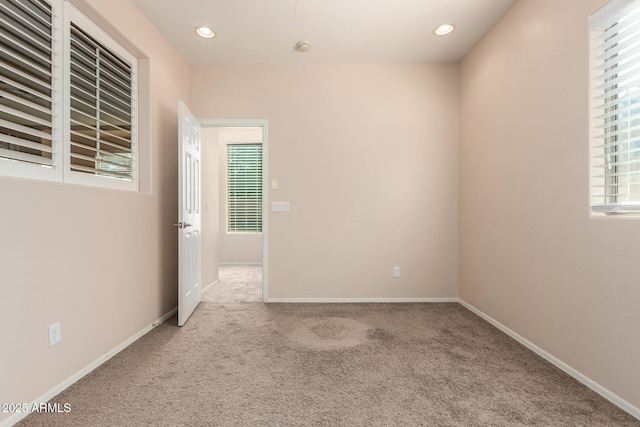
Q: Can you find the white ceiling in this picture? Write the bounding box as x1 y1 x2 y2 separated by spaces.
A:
131 0 516 64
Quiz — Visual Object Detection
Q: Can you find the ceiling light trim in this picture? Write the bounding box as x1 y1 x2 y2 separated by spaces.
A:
433 24 455 36
195 26 216 39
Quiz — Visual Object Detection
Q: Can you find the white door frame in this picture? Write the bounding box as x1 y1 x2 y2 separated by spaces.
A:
200 119 269 301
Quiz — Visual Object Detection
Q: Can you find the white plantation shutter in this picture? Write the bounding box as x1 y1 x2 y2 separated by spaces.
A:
65 4 137 189
0 0 139 190
227 143 262 232
0 0 56 172
591 0 640 213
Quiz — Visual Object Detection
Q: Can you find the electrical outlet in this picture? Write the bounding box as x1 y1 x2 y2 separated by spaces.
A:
393 267 400 278
49 322 61 346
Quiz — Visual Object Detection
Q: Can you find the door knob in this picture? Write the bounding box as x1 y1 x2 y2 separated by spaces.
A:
173 222 193 229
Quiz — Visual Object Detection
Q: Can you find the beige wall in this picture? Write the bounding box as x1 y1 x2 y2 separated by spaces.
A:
201 128 220 287
190 63 459 299
0 0 189 422
460 0 640 410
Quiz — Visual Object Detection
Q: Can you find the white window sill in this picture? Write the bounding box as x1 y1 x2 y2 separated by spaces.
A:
592 204 640 215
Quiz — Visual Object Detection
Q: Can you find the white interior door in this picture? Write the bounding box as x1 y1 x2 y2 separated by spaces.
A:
177 101 202 326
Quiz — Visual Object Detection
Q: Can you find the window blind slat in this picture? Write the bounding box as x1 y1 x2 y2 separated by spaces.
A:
0 1 52 40
70 91 131 124
70 128 131 152
0 14 51 54
69 53 133 117
594 69 640 100
591 0 640 31
595 13 640 45
69 112 132 144
70 151 132 171
0 89 51 114
0 60 51 91
70 141 132 163
0 132 52 153
69 86 132 124
99 60 132 90
0 146 52 165
69 163 130 178
0 117 51 140
0 104 50 127
70 26 132 82
593 140 640 154
0 30 52 65
593 121 640 136
0 43 51 79
0 73 52 102
12 0 53 26
595 29 640 60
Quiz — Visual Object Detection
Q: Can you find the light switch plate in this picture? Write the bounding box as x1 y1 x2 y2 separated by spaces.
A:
271 201 290 212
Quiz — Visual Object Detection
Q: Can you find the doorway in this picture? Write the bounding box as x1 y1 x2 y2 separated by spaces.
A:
203 265 262 302
199 120 269 302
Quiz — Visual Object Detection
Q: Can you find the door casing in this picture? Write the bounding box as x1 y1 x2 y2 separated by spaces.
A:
200 119 269 301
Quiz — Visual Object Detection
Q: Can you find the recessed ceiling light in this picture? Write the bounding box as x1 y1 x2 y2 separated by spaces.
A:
433 24 455 36
195 26 216 39
295 41 311 52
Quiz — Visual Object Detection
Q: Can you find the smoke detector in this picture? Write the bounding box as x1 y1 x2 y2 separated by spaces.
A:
295 41 311 52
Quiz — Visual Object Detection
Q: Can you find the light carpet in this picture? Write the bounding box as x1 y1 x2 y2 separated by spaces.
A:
202 265 262 302
16 302 639 426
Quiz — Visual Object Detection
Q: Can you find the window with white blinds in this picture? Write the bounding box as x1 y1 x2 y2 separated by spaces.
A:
0 0 138 190
591 0 640 214
227 143 262 233
0 0 56 175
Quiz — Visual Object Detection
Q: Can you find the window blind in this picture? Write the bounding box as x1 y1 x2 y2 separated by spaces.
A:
227 143 262 232
69 22 134 181
591 0 640 212
0 0 54 167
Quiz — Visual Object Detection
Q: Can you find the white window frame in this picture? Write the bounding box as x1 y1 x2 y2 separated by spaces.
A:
226 142 263 233
590 0 640 214
0 0 138 191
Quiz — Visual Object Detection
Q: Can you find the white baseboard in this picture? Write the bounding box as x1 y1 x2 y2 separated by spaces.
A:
219 262 262 266
458 299 640 421
201 279 220 294
3 307 178 427
265 297 458 303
